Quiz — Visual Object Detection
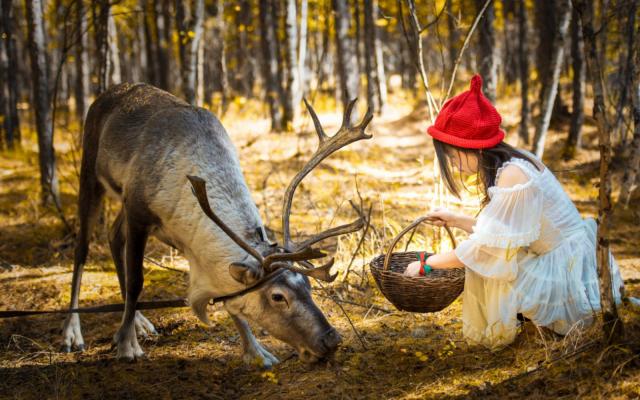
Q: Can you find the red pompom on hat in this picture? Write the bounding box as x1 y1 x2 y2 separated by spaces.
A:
427 74 505 149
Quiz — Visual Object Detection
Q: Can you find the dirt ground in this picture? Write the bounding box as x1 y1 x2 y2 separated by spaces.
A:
1 94 639 399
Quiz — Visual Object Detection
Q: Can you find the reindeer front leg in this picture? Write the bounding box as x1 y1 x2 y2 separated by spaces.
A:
230 314 279 368
113 218 148 361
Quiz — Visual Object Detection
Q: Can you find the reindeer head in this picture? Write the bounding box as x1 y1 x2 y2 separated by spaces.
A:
187 99 372 362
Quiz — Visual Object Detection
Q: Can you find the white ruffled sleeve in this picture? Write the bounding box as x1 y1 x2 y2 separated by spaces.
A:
455 181 543 281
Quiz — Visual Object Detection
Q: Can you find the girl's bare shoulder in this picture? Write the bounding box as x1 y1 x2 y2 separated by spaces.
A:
496 163 530 188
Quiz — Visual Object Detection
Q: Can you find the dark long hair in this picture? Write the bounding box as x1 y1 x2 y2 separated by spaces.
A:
433 139 541 206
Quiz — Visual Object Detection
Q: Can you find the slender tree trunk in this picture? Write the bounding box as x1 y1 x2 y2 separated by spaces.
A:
564 7 586 159
334 0 360 124
74 0 90 122
25 0 60 206
297 0 308 106
447 0 459 76
397 4 415 90
93 1 111 95
3 0 20 146
532 0 571 158
218 0 228 108
0 0 9 149
613 1 636 145
156 0 171 91
259 0 283 131
476 0 496 102
363 0 379 113
176 0 204 105
235 0 254 98
142 0 158 85
107 11 121 86
373 0 387 113
573 0 623 343
619 18 640 208
282 0 299 128
517 0 529 145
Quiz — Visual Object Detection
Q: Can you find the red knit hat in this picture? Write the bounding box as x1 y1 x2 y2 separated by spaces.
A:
427 74 504 149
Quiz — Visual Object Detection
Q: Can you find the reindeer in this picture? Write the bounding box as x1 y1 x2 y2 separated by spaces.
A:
61 83 372 367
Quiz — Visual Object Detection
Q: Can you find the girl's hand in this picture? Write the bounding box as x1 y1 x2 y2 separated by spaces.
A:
425 207 461 228
404 260 422 277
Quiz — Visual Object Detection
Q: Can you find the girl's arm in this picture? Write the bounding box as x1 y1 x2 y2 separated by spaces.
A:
403 250 465 276
426 208 476 234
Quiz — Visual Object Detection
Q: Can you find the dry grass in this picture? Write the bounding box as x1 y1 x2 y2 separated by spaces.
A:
1 93 639 399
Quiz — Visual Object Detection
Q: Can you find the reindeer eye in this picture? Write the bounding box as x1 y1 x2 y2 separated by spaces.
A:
271 293 285 302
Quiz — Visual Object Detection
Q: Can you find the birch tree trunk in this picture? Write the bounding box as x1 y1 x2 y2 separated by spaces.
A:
573 0 623 343
108 12 121 86
517 0 529 146
297 0 308 106
475 0 496 102
259 0 283 131
25 0 60 206
282 0 299 128
619 19 640 208
176 0 204 105
74 0 90 122
532 0 571 158
564 7 586 160
334 0 360 124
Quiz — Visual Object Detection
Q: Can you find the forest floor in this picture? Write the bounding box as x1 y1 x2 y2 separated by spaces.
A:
1 93 639 399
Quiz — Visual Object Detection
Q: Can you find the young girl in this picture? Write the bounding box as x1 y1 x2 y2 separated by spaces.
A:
404 75 625 350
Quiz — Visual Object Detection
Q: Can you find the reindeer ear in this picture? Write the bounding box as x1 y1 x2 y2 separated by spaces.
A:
229 262 264 285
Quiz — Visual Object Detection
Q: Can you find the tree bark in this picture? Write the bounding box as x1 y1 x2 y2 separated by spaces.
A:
157 0 172 91
532 0 571 158
517 0 529 146
619 18 640 208
141 0 158 85
573 0 623 343
564 7 586 160
282 0 299 128
1 0 20 147
25 0 60 205
363 0 379 113
93 0 111 95
0 0 9 149
363 0 386 114
107 11 121 86
475 0 496 102
447 0 459 77
259 0 283 131
613 0 636 145
74 0 90 123
297 0 308 106
176 0 205 105
214 0 228 109
234 0 254 98
334 0 360 124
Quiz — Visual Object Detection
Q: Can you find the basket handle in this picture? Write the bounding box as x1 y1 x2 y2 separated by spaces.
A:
383 217 457 272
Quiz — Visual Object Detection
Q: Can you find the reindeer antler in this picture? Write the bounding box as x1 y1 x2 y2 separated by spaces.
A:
187 175 336 281
187 98 373 285
282 98 373 249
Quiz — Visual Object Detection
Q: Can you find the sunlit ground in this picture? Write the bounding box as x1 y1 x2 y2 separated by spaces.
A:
1 90 639 399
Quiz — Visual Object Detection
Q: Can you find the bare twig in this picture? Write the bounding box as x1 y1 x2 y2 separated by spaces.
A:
315 280 368 350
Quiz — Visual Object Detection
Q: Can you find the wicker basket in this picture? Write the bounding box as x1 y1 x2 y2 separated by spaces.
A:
370 217 465 313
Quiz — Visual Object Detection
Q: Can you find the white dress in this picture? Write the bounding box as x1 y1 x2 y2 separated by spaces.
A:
455 156 625 350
